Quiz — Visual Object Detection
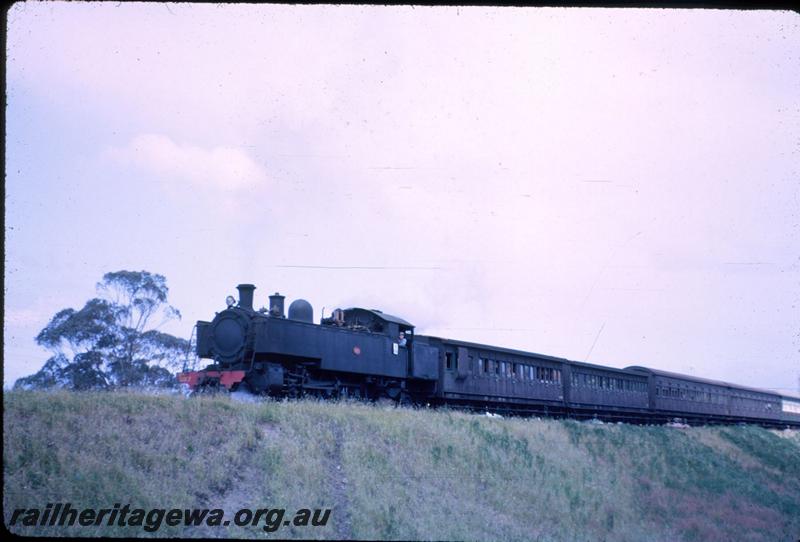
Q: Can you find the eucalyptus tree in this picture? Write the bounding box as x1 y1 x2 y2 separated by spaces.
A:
14 271 190 390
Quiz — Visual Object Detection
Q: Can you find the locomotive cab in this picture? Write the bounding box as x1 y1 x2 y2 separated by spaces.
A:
320 307 417 368
322 307 414 339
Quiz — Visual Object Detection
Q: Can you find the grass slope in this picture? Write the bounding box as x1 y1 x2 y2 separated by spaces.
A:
4 391 799 541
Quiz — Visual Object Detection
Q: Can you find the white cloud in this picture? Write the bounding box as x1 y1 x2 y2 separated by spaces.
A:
108 134 268 190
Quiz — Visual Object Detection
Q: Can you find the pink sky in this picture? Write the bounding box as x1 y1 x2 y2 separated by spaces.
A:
5 4 799 394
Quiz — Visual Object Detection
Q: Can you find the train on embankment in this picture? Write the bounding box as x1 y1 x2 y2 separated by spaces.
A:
178 284 800 428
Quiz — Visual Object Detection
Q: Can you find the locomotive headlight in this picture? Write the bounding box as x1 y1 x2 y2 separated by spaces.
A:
226 295 236 308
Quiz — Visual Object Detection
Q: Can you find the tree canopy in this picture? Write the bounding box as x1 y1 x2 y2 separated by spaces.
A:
15 271 189 390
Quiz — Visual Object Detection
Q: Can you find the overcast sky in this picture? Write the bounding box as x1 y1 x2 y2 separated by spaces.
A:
4 4 799 394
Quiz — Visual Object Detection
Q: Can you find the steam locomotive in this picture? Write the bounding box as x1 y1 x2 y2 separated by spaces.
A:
177 284 800 427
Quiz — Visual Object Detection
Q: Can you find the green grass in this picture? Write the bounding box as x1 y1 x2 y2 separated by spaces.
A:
4 391 800 540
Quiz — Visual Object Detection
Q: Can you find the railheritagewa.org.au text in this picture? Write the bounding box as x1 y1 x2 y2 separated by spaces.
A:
9 503 331 533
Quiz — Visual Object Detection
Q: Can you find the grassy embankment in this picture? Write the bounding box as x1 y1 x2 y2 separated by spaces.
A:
4 390 800 541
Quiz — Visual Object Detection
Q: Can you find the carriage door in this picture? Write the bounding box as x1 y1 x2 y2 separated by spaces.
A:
442 347 456 390
456 347 470 380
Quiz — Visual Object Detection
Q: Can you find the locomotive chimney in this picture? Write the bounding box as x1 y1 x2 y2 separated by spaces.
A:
237 284 256 311
269 292 285 318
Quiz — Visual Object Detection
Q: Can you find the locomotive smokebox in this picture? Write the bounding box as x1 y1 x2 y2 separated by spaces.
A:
237 284 256 311
288 299 314 323
269 292 285 318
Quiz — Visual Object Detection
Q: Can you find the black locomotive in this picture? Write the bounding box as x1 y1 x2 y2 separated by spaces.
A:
178 284 800 427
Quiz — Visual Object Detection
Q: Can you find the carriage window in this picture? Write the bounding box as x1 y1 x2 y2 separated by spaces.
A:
478 358 485 374
445 352 453 371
